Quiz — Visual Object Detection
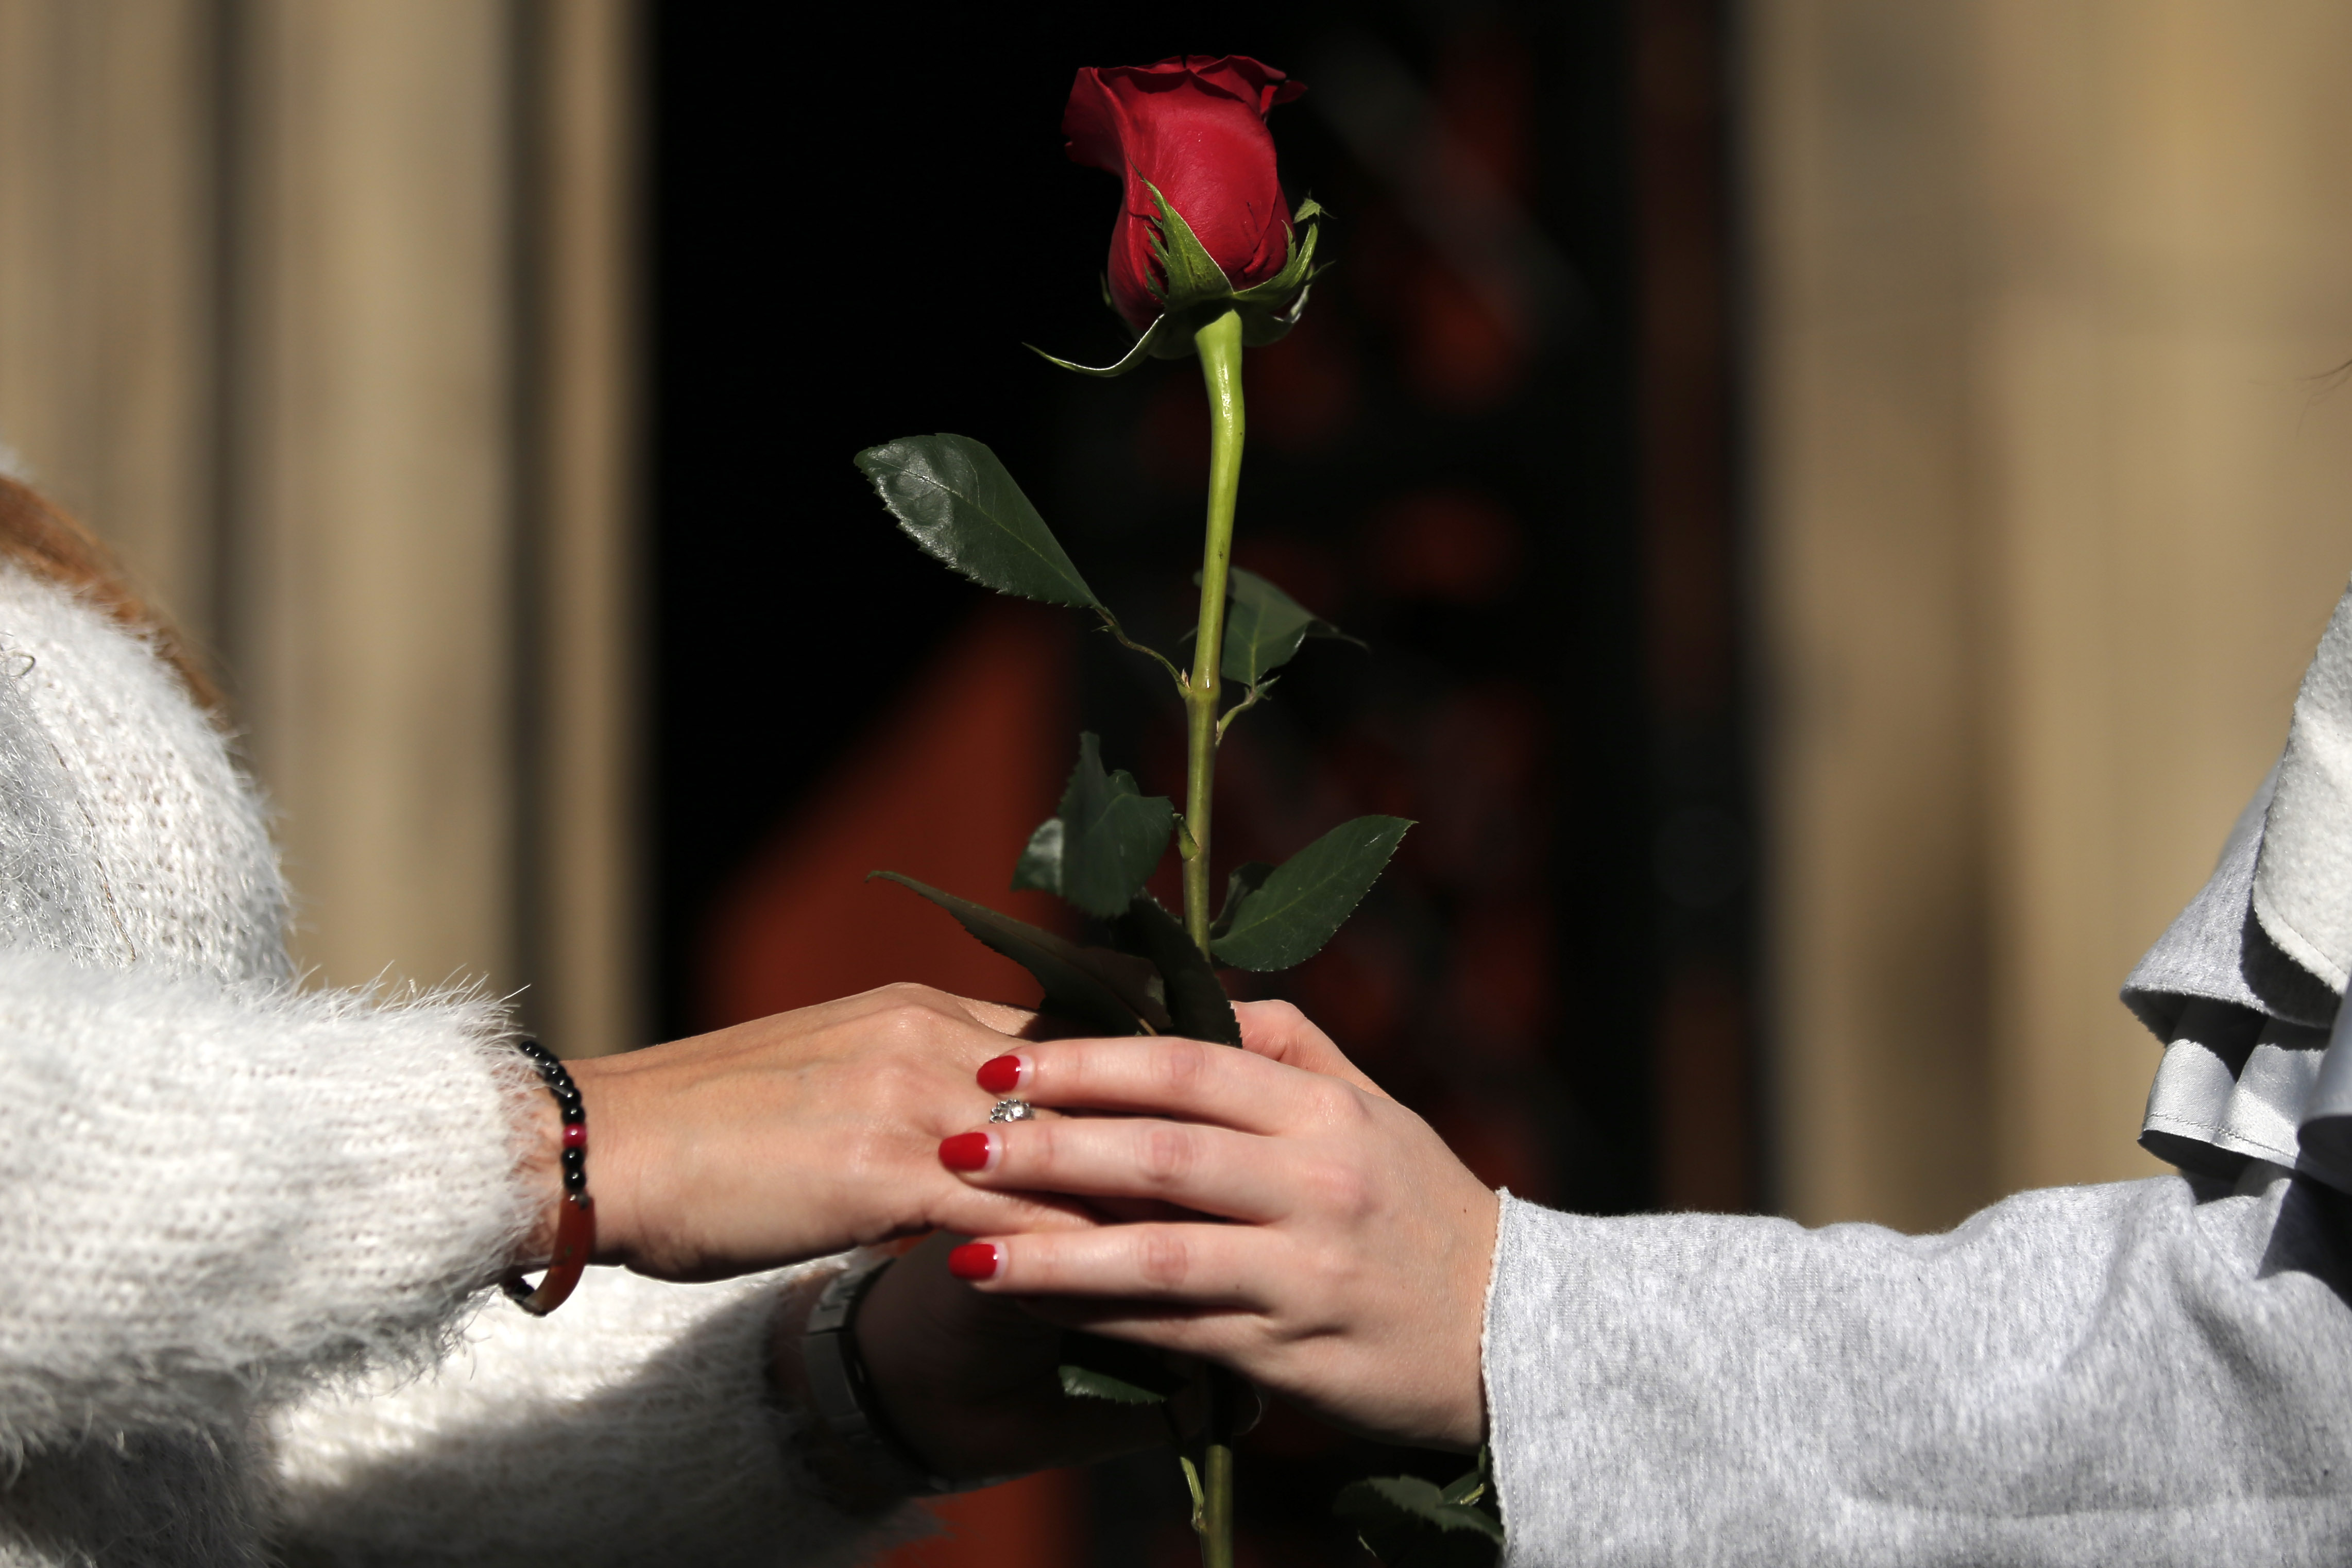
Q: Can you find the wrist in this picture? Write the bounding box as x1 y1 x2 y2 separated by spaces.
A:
772 1256 951 1512
1440 1185 1504 1450
510 1049 640 1271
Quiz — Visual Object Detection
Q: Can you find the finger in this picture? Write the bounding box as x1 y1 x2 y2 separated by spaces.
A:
942 1119 1303 1223
948 1223 1282 1311
929 1182 1103 1238
1232 999 1386 1098
976 1035 1362 1136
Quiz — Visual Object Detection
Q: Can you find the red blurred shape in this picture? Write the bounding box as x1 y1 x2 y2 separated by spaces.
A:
698 601 1072 1028
1372 489 1524 605
1655 960 1753 1213
1445 899 1552 1061
1137 373 1211 491
1401 262 1526 411
1246 314 1359 452
879 1468 1086 1568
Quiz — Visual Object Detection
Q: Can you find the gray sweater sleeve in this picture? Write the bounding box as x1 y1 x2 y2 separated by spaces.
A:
1482 1169 2352 1566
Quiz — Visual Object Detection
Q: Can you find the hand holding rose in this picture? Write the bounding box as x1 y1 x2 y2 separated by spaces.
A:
934 1000 1501 1452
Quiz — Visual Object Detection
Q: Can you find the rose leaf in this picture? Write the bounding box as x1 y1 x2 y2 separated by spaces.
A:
1218 566 1363 687
867 872 1169 1034
853 434 1099 608
1056 1330 1187 1405
1333 1474 1504 1567
1011 734 1177 921
1111 893 1240 1046
1208 816 1413 972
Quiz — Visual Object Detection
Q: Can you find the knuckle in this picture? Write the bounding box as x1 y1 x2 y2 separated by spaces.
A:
861 1056 928 1114
1309 1078 1368 1127
1139 1123 1198 1188
1154 1039 1211 1100
877 986 958 1033
1136 1229 1191 1290
1303 1158 1376 1222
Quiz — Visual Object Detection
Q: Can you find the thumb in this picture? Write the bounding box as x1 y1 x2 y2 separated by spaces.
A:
1232 999 1388 1099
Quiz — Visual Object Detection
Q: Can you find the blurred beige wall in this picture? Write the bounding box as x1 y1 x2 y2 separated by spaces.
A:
0 0 642 1057
1749 0 2352 1230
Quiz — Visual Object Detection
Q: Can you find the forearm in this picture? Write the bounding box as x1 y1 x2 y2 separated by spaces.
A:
1485 1170 2352 1566
265 1264 922 1567
0 950 533 1448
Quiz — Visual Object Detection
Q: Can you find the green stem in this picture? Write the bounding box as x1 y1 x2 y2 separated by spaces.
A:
1183 310 1246 1568
1183 309 1246 958
1201 1418 1236 1568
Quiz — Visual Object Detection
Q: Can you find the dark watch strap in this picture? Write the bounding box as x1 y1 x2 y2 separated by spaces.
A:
800 1254 955 1497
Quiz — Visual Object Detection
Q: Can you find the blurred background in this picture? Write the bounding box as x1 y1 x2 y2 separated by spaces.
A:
6 0 2352 1561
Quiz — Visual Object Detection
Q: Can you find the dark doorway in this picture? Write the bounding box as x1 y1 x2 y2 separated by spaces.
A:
652 3 1749 1560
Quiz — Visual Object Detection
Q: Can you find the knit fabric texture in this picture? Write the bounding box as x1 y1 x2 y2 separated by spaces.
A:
1483 1169 2352 1566
0 570 893 1564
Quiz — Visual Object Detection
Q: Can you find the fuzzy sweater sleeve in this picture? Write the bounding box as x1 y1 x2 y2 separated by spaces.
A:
1482 1169 2352 1566
264 1266 922 1567
0 947 537 1458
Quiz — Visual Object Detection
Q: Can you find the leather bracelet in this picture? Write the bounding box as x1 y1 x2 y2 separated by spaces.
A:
800 1254 953 1497
502 1037 594 1316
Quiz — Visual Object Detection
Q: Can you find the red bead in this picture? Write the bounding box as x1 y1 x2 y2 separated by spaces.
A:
976 1054 1025 1094
560 1122 587 1149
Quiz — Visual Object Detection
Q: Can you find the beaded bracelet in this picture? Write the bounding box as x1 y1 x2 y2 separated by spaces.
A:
503 1036 594 1316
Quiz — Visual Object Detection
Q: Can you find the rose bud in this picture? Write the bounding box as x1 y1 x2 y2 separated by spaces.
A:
1049 54 1325 373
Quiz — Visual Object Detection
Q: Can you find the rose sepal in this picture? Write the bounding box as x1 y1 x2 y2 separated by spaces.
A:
1025 313 1181 378
1229 197 1325 347
1033 194 1324 373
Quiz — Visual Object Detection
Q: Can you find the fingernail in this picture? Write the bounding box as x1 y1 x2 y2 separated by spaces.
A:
976 1054 1026 1094
948 1241 1002 1281
938 1131 995 1172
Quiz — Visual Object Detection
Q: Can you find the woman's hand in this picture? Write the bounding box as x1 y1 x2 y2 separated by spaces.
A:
831 1232 1166 1484
545 984 1096 1282
933 1001 1499 1453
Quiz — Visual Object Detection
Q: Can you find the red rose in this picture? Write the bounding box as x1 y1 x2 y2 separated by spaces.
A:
1064 56 1308 334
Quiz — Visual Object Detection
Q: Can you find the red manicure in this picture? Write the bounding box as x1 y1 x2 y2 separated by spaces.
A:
938 1132 994 1171
948 1241 1002 1281
977 1054 1025 1094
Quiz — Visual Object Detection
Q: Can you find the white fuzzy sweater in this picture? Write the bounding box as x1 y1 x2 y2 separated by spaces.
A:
0 569 889 1565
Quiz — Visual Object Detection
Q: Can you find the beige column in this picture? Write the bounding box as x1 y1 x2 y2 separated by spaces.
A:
0 0 221 640
0 0 643 1053
1745 0 1999 1231
1974 0 2352 1193
230 0 520 994
518 0 643 1056
1748 0 2352 1228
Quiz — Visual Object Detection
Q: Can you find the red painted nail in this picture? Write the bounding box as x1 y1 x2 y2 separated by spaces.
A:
977 1054 1025 1094
938 1132 994 1171
948 1241 1002 1281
